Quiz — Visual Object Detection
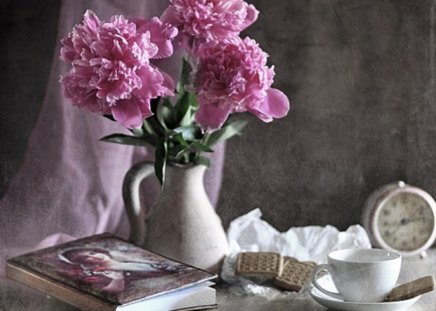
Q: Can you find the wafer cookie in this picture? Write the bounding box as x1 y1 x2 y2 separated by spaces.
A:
235 252 283 278
274 258 316 291
384 276 435 301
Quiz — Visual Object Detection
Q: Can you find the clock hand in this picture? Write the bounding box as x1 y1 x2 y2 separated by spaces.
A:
390 218 416 235
400 216 426 225
389 208 421 235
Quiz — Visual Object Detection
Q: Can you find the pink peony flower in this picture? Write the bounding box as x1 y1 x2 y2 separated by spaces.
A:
161 0 259 45
59 10 177 128
193 37 290 130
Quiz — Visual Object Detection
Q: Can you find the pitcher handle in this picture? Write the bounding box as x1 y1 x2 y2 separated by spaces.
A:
122 161 155 246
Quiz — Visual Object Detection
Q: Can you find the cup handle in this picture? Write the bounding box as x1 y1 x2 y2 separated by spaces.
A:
311 264 344 300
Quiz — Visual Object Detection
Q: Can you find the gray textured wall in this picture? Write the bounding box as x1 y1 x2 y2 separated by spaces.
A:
2 1 436 232
218 0 436 231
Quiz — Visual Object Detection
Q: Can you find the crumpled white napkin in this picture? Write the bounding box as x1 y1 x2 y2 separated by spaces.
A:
221 208 371 298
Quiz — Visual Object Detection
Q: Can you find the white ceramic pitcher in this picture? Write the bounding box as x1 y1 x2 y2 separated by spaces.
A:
122 161 229 273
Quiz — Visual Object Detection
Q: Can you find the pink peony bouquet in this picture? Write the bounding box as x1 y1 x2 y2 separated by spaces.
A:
60 0 290 183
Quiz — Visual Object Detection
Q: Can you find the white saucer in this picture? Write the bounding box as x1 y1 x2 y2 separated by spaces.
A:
310 287 420 311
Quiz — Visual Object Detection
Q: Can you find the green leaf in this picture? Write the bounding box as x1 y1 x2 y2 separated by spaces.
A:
132 127 144 137
175 91 198 127
100 133 154 147
171 132 189 147
178 92 199 126
195 155 211 167
175 59 199 126
142 119 155 136
177 58 192 97
163 97 174 108
176 93 191 125
173 125 201 141
154 139 168 185
192 141 214 153
156 100 172 130
139 95 166 135
205 119 248 146
174 146 190 160
147 115 166 137
162 98 178 128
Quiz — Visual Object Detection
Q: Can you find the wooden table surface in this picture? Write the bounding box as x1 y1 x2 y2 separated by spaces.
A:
1 249 436 310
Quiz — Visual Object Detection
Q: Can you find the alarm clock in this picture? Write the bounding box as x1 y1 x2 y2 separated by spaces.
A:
361 181 436 257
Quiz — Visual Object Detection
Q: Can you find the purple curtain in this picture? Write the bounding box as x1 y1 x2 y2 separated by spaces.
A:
0 0 225 277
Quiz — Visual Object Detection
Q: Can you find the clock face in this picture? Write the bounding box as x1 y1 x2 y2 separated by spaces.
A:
376 192 435 252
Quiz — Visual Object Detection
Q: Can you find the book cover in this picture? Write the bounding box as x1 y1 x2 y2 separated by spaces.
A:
6 233 217 310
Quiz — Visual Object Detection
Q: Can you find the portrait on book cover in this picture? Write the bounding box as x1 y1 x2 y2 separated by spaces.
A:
57 246 184 294
14 235 211 304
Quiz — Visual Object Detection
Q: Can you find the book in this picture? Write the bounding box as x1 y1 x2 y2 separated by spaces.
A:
6 233 217 311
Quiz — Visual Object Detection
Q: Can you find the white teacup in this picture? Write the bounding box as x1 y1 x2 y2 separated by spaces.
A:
311 248 401 302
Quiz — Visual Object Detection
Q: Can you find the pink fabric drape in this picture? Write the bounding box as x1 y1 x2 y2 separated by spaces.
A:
0 0 225 277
